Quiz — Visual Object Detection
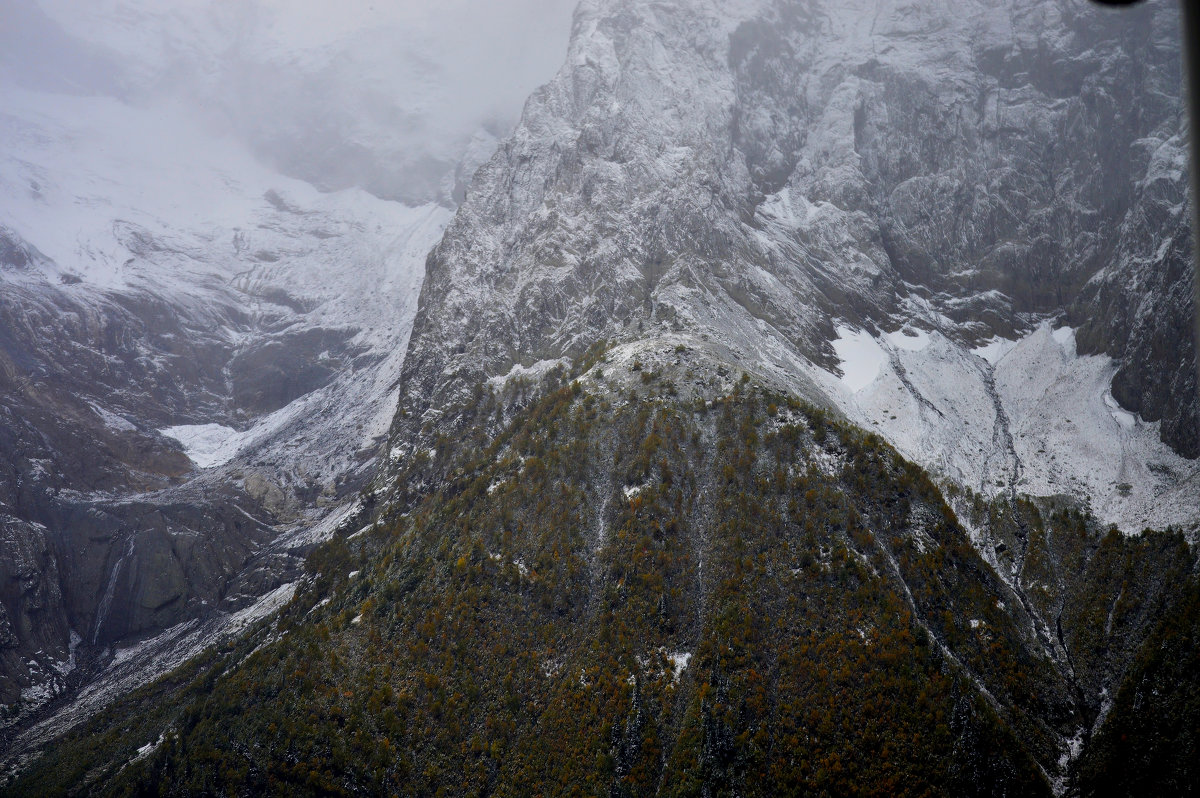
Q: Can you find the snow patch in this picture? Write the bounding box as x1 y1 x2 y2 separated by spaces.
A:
133 732 167 763
1104 393 1137 430
831 326 887 392
487 358 566 389
160 423 246 469
89 403 136 433
811 322 1200 534
222 582 297 636
53 630 82 677
971 336 1017 365
1051 325 1076 354
667 651 692 681
884 328 931 352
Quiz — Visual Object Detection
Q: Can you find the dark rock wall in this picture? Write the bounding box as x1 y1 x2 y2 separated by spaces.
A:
393 0 1196 461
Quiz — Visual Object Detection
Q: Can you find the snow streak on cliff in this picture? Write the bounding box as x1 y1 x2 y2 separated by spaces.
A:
392 0 1198 535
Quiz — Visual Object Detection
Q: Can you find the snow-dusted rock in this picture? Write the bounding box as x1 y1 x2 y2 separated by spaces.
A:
391 0 1196 537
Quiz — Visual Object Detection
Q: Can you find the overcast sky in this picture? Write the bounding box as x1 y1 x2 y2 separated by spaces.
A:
3 0 580 203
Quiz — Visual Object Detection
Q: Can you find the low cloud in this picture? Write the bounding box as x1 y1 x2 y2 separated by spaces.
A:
10 0 579 203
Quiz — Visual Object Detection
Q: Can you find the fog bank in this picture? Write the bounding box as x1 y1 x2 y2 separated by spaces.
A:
4 0 578 204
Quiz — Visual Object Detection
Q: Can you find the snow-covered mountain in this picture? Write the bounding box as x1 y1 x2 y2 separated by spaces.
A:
0 82 448 727
0 0 570 738
391 0 1198 534
1 0 1198 785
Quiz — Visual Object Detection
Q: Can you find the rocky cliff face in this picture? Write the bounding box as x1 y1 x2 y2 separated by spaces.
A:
0 230 260 711
3 0 1199 789
0 0 580 744
0 80 446 728
392 0 1197 529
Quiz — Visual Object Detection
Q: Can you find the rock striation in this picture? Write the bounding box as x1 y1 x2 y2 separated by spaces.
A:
392 0 1197 523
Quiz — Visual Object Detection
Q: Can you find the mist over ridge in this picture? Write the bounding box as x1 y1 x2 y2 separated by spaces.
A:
5 0 578 204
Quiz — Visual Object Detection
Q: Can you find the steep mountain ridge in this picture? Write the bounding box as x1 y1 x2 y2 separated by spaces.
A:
2 0 1199 791
391 0 1197 534
10 359 1197 795
0 61 447 731
0 0 576 740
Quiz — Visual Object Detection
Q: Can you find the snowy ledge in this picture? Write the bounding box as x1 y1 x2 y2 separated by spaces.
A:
159 424 247 469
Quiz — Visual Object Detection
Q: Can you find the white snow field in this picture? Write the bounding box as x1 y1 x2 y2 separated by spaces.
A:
0 0 572 743
0 81 451 489
815 323 1200 534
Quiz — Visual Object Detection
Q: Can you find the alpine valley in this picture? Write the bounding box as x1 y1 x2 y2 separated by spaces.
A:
1 0 1197 796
